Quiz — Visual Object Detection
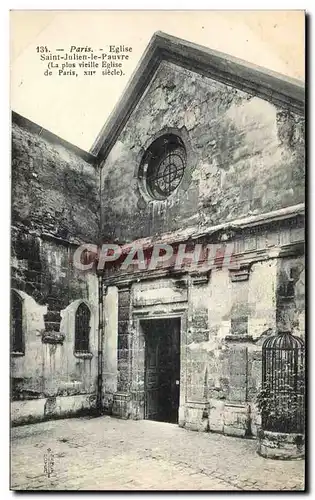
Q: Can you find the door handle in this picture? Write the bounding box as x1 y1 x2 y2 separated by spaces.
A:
175 380 180 385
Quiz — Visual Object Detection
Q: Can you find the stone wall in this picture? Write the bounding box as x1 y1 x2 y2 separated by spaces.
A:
11 116 100 424
100 61 304 243
276 255 305 337
105 218 305 436
11 54 305 433
99 55 305 434
11 235 100 425
12 118 99 242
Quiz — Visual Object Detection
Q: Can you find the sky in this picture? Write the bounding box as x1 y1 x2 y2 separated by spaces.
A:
10 10 305 152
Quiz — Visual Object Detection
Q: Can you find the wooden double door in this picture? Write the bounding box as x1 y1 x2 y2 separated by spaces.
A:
142 317 181 423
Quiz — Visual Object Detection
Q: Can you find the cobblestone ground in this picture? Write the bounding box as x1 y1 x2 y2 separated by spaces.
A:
11 416 305 491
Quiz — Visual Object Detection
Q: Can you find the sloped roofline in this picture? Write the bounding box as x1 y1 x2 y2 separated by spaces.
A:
12 111 97 164
90 31 305 160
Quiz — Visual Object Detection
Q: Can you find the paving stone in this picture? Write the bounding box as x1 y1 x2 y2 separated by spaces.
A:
11 416 305 491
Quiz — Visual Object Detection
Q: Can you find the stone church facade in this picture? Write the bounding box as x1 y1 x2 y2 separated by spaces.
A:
11 32 305 438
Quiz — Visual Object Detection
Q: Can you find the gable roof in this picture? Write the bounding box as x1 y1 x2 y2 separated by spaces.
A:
90 31 305 161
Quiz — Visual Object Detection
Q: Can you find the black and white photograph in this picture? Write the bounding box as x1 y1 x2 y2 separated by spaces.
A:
9 10 306 491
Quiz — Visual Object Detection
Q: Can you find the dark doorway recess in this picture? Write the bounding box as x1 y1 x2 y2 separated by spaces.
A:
142 317 180 424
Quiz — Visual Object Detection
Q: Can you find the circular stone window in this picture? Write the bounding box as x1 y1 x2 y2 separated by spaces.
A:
139 134 187 200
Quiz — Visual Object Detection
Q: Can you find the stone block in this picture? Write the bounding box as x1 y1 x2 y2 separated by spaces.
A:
118 334 129 350
249 403 261 437
118 319 129 335
117 349 129 362
133 282 187 306
11 399 46 425
290 227 304 243
117 361 130 392
45 396 61 416
130 391 145 420
182 402 209 432
11 394 98 425
118 290 131 309
178 405 186 427
118 306 130 321
257 430 305 460
208 399 225 433
192 309 208 330
223 404 250 437
102 392 114 414
57 394 96 416
192 329 209 342
112 392 131 419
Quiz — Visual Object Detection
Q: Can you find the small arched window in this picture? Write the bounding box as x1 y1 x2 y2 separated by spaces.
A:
75 302 91 353
11 290 24 354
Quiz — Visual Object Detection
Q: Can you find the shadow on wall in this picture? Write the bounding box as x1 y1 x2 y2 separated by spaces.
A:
10 289 99 425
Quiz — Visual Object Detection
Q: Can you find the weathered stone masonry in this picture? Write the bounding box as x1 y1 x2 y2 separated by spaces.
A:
11 32 305 435
11 114 100 424
96 33 305 437
102 219 305 436
99 61 304 242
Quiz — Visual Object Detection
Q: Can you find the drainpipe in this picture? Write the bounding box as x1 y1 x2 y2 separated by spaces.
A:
97 274 107 414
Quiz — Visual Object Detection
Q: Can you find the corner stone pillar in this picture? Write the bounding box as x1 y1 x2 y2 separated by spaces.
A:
248 259 278 338
179 271 211 432
112 284 133 418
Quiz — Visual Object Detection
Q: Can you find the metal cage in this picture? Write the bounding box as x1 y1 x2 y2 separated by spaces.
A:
261 331 305 433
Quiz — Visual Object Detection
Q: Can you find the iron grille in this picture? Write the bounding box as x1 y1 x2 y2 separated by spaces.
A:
11 290 24 353
141 134 187 200
261 331 305 433
75 303 90 353
147 149 185 198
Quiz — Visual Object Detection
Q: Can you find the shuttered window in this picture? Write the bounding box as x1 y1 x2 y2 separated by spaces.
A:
75 303 90 353
11 290 24 354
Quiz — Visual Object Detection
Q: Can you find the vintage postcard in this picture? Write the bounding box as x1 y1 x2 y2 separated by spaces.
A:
10 10 305 491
